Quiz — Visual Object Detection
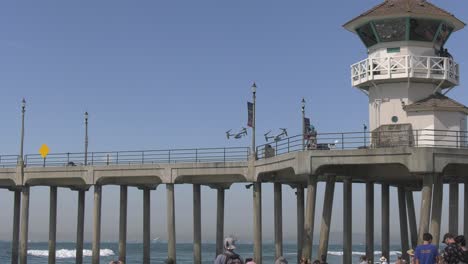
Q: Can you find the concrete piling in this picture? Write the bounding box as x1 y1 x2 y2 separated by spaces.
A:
381 184 390 260
430 174 443 246
406 191 418 249
12 190 21 264
317 175 336 262
167 184 176 263
274 182 283 259
193 184 202 264
253 182 262 264
418 175 433 245
119 186 127 263
398 187 410 261
302 175 317 261
143 188 151 264
449 183 459 234
296 185 304 264
48 186 58 264
216 188 225 256
76 190 85 264
19 186 30 264
92 185 102 264
365 182 374 263
343 178 352 264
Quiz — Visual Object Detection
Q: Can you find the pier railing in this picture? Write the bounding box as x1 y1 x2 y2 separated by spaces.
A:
256 129 468 159
23 147 250 167
0 129 467 166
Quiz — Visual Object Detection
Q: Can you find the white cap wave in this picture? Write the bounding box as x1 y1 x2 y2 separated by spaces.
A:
28 249 115 258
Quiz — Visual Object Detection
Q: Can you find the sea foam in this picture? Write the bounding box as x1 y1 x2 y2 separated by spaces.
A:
28 249 115 258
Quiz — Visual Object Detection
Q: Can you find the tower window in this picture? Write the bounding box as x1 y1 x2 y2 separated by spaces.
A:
409 18 440 42
357 23 378 47
391 116 399 123
435 23 454 47
374 18 406 42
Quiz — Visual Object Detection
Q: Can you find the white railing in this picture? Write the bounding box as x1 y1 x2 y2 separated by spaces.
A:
351 55 459 87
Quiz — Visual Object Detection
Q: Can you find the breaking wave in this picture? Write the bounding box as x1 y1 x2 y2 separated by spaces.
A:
28 249 115 258
327 251 402 256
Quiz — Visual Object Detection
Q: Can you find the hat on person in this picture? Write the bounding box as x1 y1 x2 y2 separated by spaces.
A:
443 233 455 244
224 236 237 250
407 249 415 256
379 256 387 262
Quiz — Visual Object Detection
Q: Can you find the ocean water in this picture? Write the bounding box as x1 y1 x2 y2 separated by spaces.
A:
0 241 404 263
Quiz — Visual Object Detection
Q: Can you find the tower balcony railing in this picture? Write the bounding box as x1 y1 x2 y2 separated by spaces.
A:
351 55 459 88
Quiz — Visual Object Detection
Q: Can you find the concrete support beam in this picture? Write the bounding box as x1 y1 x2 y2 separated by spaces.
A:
48 186 58 264
398 187 410 262
167 184 176 263
296 185 304 264
143 188 151 264
418 175 433 245
19 186 30 264
365 182 374 263
317 175 336 262
302 175 317 261
193 184 202 264
430 174 443 247
274 182 283 259
11 190 21 264
381 184 390 261
76 190 85 264
216 188 225 256
406 191 418 249
92 185 102 264
119 186 127 263
343 178 352 264
449 183 459 234
465 180 468 239
253 182 262 264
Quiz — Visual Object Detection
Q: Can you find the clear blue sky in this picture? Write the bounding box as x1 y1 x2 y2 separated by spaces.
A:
0 0 467 244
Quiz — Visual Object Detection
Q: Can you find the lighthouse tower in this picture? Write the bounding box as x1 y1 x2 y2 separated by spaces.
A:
345 0 467 145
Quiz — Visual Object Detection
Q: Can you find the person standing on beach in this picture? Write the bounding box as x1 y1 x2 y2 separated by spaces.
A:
414 233 438 264
214 236 244 264
442 233 465 264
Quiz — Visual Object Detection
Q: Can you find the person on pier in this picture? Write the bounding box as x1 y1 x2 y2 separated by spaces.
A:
414 233 438 264
214 236 244 264
442 233 465 264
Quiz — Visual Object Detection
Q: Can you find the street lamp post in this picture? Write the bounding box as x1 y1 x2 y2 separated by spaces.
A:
19 99 26 165
301 98 306 151
84 112 89 166
251 82 257 159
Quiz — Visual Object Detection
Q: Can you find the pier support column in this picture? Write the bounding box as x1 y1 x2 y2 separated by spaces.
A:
76 190 85 264
143 188 151 264
465 179 468 239
406 191 418 249
119 186 127 263
302 175 317 261
12 190 21 264
449 182 459 234
398 187 410 261
418 175 433 245
296 185 304 264
317 175 336 262
430 174 443 247
381 184 390 261
48 186 58 264
216 188 225 256
193 184 202 264
274 182 283 259
167 184 176 263
19 186 30 264
365 182 374 263
92 185 102 264
343 178 352 264
253 182 262 264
